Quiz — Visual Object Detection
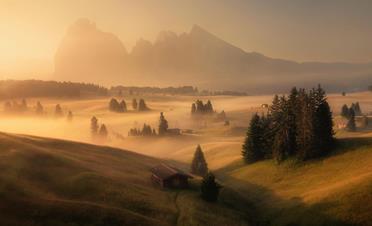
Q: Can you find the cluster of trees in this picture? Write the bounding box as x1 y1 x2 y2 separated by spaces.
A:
4 99 28 113
108 98 150 112
243 85 334 163
341 102 362 118
190 145 220 202
191 100 214 115
128 124 157 136
111 86 198 96
0 80 108 99
109 98 127 112
90 116 108 140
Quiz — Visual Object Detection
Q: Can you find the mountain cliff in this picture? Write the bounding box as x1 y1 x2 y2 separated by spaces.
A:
54 20 372 93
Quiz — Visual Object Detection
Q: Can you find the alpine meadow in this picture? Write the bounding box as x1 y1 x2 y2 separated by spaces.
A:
0 1 371 226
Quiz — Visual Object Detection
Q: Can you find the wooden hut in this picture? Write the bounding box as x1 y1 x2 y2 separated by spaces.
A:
151 164 193 189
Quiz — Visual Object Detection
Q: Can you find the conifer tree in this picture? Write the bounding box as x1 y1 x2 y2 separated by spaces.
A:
158 112 168 135
109 98 120 112
296 89 315 160
191 103 196 115
200 173 221 202
119 100 127 112
20 99 28 112
191 145 208 176
132 99 138 110
138 99 149 111
67 111 73 121
242 113 263 163
272 96 291 162
99 124 108 138
206 100 214 113
346 108 356 132
354 102 362 116
36 101 43 115
55 104 63 117
341 104 349 118
91 116 99 136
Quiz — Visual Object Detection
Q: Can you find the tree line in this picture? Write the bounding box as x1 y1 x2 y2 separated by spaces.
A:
3 99 73 120
0 80 108 99
242 85 334 163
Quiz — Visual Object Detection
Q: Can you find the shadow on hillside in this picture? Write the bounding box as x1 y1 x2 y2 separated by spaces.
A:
215 165 356 226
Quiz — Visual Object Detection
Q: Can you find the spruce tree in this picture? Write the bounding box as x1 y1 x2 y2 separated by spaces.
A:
191 103 196 115
67 111 73 121
36 101 43 115
191 145 208 176
158 112 169 135
55 104 63 117
200 172 220 202
99 124 108 138
91 116 99 136
295 89 315 160
346 108 356 132
109 98 120 112
119 100 127 112
132 99 138 110
242 113 263 163
341 104 349 118
272 96 291 162
138 99 149 111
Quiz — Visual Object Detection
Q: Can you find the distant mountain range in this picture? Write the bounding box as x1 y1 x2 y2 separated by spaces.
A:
55 19 372 94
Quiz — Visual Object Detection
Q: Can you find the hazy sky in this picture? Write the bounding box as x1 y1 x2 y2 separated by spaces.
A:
1 0 371 77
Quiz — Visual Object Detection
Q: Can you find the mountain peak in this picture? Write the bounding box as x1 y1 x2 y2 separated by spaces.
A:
190 24 209 36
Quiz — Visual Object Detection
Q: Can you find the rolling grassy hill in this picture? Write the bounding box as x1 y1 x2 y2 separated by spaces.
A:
216 137 372 226
0 132 252 226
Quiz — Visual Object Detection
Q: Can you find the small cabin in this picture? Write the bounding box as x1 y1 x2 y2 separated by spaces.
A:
151 164 193 189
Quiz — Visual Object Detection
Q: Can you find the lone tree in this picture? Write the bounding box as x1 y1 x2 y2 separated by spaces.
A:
91 116 99 136
191 145 208 176
158 112 168 135
346 108 356 132
200 172 221 202
132 99 138 110
67 111 73 121
138 99 149 111
55 104 63 117
36 101 43 115
99 124 108 138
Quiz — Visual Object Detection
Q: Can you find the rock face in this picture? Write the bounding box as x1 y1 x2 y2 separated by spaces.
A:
55 19 372 93
54 19 128 84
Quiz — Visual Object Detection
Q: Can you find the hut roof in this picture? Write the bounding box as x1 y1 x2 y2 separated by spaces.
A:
151 164 193 180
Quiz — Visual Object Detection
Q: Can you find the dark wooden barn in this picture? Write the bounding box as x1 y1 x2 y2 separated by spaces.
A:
151 164 193 189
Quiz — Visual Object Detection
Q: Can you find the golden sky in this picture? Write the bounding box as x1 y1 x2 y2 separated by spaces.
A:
1 0 371 78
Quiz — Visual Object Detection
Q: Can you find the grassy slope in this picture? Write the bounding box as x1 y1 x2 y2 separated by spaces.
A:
217 137 372 226
0 132 251 226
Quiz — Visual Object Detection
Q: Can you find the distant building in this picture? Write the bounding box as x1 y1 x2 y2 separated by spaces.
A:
151 164 193 189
